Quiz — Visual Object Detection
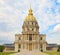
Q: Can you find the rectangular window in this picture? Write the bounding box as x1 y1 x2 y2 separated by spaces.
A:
19 37 21 40
32 22 33 25
28 22 29 24
29 35 32 41
40 45 42 48
19 44 21 48
40 37 42 40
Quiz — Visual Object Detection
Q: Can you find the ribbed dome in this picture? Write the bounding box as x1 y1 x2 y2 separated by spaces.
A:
22 7 39 34
24 8 37 22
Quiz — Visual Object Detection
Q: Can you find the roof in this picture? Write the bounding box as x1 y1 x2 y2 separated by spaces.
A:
4 44 14 48
47 44 58 48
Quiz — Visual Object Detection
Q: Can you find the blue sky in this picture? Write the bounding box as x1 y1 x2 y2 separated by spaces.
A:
0 0 60 44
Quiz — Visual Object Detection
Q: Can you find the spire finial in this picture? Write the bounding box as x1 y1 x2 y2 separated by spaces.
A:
28 4 33 15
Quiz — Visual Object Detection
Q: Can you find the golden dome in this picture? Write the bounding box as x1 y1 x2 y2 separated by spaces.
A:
24 8 37 22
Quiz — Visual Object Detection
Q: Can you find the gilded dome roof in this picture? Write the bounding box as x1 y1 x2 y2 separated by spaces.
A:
24 8 37 22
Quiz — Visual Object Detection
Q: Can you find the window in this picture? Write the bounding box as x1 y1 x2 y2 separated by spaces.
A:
40 45 43 52
28 28 29 31
40 45 42 48
28 22 29 24
40 37 42 40
29 35 32 41
32 22 33 25
27 36 28 40
32 28 33 31
19 44 21 48
18 50 20 52
19 37 21 40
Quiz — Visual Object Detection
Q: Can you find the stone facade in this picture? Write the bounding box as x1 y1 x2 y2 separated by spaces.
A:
14 8 46 52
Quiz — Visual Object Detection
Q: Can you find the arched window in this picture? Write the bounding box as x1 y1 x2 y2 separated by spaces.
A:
18 50 20 52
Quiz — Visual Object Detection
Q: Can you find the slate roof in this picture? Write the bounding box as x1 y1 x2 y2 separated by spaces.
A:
4 44 14 48
47 44 58 48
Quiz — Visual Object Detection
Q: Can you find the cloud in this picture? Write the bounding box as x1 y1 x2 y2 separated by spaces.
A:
47 31 60 44
57 0 60 3
46 24 60 44
53 24 60 31
0 31 15 44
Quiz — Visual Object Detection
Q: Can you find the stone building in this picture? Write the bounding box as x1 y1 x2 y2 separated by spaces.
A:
3 44 14 52
14 7 46 52
46 44 58 52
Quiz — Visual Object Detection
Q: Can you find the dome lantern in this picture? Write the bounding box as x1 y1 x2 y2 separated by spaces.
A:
28 8 33 15
24 7 37 22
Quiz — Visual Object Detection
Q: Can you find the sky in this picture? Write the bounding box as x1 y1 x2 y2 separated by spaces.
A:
0 0 60 45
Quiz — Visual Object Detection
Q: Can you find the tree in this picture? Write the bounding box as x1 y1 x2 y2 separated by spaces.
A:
0 45 5 52
57 45 60 52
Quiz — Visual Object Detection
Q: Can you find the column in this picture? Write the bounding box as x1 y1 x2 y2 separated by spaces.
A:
43 43 46 51
21 43 23 51
38 43 39 51
25 43 27 50
32 43 34 50
15 43 18 52
32 43 33 51
28 44 29 51
27 43 28 51
38 36 39 51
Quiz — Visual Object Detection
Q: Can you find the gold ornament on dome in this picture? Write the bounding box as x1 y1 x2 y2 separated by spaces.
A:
24 7 37 22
